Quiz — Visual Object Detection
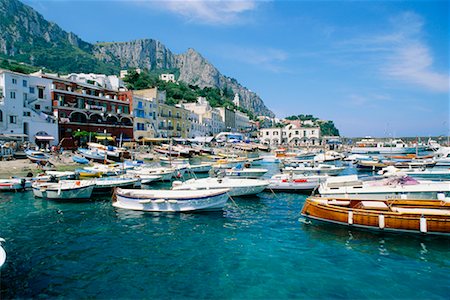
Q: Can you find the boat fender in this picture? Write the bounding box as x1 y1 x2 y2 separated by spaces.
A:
378 214 385 229
420 216 427 233
400 194 407 199
154 199 165 203
348 211 353 225
168 200 178 204
76 181 81 186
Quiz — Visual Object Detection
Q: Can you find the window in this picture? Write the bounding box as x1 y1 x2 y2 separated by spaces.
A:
23 93 27 107
12 78 17 84
9 115 17 124
23 111 31 117
10 91 16 99
0 110 3 122
295 131 299 135
123 106 129 114
22 80 27 87
266 132 269 136
29 87 35 94
35 104 40 110
38 87 44 99
136 123 145 130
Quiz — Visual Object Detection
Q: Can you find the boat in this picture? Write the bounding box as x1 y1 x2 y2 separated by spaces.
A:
351 139 423 154
159 156 190 166
379 166 450 181
268 173 329 192
0 178 26 191
187 163 213 173
44 171 78 180
93 177 140 194
32 180 95 200
126 167 174 182
300 196 450 235
213 158 249 169
172 177 269 197
78 148 106 162
113 188 230 212
72 155 90 164
258 144 270 152
318 175 450 200
434 147 450 166
76 169 102 178
356 159 388 171
225 166 268 178
313 151 344 162
0 238 5 268
128 174 162 185
25 149 50 164
282 163 345 176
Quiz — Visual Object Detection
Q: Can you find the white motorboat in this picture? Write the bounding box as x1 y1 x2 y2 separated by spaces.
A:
187 163 213 173
0 238 5 268
434 147 450 166
159 156 189 166
32 180 95 200
126 174 162 185
268 173 329 192
93 177 140 194
225 167 268 178
318 174 450 200
0 178 26 191
113 188 229 212
126 167 174 181
172 177 269 197
282 163 345 176
313 151 344 162
378 166 450 181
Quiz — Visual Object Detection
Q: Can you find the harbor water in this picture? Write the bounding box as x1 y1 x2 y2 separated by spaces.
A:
1 162 449 298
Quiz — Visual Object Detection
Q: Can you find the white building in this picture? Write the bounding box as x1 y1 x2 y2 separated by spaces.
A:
183 97 224 135
259 124 320 146
160 74 176 83
0 69 58 146
235 110 251 132
64 73 126 91
188 111 208 138
132 93 158 140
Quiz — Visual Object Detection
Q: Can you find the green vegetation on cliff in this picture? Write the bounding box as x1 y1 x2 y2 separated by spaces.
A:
124 69 256 120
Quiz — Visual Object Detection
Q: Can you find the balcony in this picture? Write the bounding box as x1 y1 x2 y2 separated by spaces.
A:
158 126 174 130
53 87 129 104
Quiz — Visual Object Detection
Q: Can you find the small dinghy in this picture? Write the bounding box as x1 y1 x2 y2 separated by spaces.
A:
0 238 5 268
172 177 269 197
25 149 50 164
72 155 89 164
225 166 268 178
32 180 95 200
93 177 140 194
268 173 329 192
113 188 229 212
0 178 26 191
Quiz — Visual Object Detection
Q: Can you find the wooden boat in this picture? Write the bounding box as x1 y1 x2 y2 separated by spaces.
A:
32 180 95 200
113 188 230 212
300 196 450 235
25 149 50 164
356 159 388 171
76 169 102 178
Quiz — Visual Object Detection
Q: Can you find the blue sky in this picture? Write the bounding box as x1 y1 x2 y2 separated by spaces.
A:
23 0 449 137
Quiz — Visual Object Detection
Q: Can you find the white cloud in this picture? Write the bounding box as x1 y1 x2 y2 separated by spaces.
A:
151 0 259 25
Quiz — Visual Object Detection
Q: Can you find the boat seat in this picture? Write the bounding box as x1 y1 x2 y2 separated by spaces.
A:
327 200 351 206
391 207 450 216
358 201 389 210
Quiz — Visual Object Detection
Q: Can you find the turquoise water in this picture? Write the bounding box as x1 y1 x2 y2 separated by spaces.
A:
1 162 449 299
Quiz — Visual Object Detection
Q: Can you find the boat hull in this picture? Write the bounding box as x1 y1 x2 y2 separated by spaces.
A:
113 189 229 212
33 185 94 199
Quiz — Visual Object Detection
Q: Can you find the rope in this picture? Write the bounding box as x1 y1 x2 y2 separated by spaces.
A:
226 192 243 213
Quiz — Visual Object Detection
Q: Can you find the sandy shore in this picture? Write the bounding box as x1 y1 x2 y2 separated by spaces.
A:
0 152 80 177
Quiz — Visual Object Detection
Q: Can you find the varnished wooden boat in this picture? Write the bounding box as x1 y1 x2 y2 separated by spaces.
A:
300 196 450 235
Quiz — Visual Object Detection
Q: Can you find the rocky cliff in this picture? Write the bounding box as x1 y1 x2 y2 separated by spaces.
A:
94 43 274 117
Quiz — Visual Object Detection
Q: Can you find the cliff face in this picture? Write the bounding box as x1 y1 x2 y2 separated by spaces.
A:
0 0 274 117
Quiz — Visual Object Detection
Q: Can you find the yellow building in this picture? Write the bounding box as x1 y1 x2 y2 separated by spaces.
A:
132 87 191 138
